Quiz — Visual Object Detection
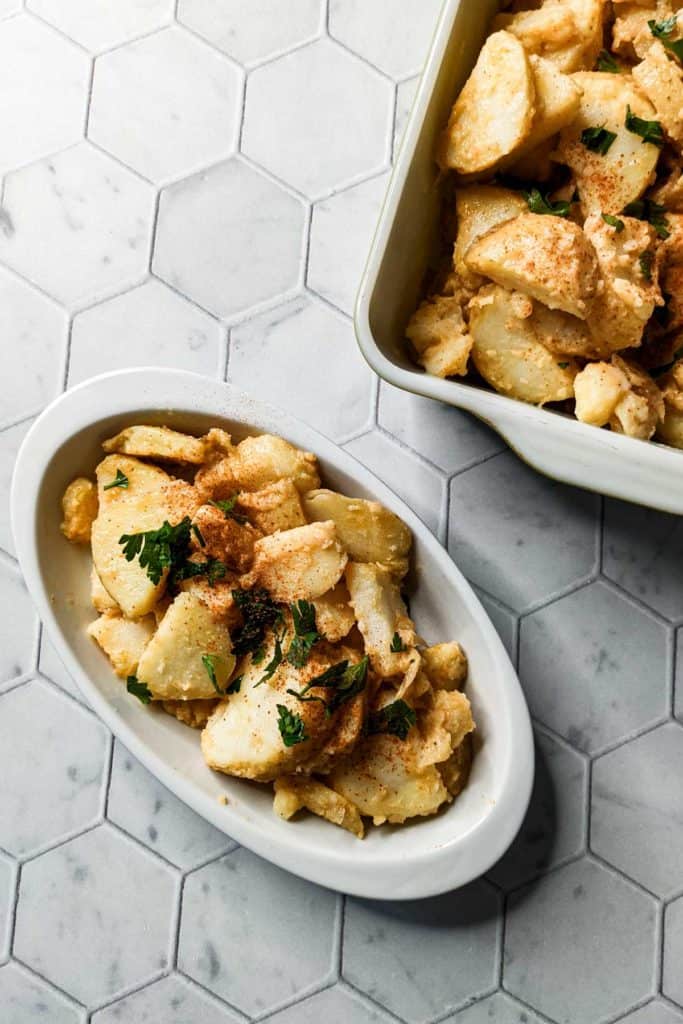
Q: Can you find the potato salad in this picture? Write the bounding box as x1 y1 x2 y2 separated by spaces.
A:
61 424 475 838
408 0 683 446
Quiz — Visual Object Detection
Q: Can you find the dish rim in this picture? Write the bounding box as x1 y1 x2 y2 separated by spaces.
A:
11 367 533 899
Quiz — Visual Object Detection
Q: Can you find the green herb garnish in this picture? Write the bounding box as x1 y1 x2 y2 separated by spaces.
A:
639 251 654 282
255 633 284 686
172 556 227 586
390 632 406 653
287 656 369 717
624 198 670 239
201 653 226 694
119 516 194 585
103 468 129 491
277 704 308 747
226 675 242 694
209 496 248 525
648 17 683 60
286 600 321 668
367 699 416 741
557 362 570 369
597 49 619 72
523 188 570 218
602 212 625 232
581 125 617 155
191 523 205 547
231 588 282 658
625 104 664 147
127 675 152 704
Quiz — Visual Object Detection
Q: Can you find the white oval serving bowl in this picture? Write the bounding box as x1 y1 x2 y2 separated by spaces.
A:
11 368 533 899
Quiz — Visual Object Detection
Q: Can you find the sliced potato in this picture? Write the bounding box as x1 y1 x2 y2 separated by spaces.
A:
554 72 660 216
195 433 320 500
345 562 417 678
312 582 356 643
249 521 348 603
87 612 156 679
302 489 412 578
162 698 218 729
526 302 597 359
574 361 630 426
273 776 364 838
136 591 235 700
493 5 581 68
632 40 683 148
469 285 579 404
405 294 473 378
422 642 468 691
465 213 597 318
102 425 206 464
582 354 664 438
91 455 176 618
236 479 306 534
436 31 535 175
454 185 528 286
61 477 98 544
510 55 583 157
91 566 118 613
656 359 683 446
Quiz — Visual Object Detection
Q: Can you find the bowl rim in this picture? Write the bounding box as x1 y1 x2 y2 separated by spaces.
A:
11 367 533 899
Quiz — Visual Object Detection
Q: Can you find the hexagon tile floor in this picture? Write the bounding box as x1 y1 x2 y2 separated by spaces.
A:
1 3 683 1023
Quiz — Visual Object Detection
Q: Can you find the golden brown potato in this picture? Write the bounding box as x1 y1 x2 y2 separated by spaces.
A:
102 425 206 464
236 479 306 534
345 562 417 678
454 185 528 287
61 477 98 544
248 521 348 603
633 41 683 149
574 361 630 426
87 612 156 678
510 54 583 158
405 295 473 378
312 582 356 643
273 776 364 838
422 642 468 691
191 502 260 572
576 355 664 438
440 734 473 798
162 698 218 729
494 1 598 72
196 433 320 500
90 567 118 613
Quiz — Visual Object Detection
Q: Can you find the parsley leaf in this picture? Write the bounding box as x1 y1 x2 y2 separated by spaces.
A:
277 704 308 747
232 588 282 659
254 633 284 686
623 198 670 239
287 656 369 717
625 104 664 147
172 556 227 586
581 125 617 155
602 212 625 232
191 523 205 547
119 516 194 586
226 675 242 694
127 675 152 704
201 653 226 694
286 600 321 668
209 496 248 525
523 188 570 217
648 17 683 60
639 251 654 282
103 468 129 491
367 699 416 741
597 49 619 72
390 632 406 653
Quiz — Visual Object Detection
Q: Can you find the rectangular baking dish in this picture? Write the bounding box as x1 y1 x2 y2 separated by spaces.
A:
354 0 683 514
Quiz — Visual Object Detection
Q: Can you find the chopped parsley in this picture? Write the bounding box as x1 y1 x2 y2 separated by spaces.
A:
581 125 617 155
523 188 570 218
639 251 654 282
277 704 308 747
226 675 242 694
597 49 619 73
254 632 285 686
209 496 248 525
119 516 194 586
648 16 683 60
390 632 406 653
286 600 321 668
557 362 570 369
172 556 227 586
367 699 416 741
623 198 670 239
103 468 129 491
287 656 369 717
201 653 225 694
127 675 152 704
602 212 625 232
625 105 664 147
231 588 282 658
191 523 205 547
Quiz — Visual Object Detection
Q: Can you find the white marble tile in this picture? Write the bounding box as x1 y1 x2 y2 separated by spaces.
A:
0 419 33 557
27 0 173 54
343 881 500 1023
0 679 108 856
0 143 156 308
242 38 393 199
619 1003 683 1024
0 961 82 1024
0 1 21 17
107 741 234 869
178 0 322 65
229 295 374 442
0 851 13 962
89 26 241 185
69 279 222 385
92 974 241 1023
0 14 90 175
664 896 683 1009
179 848 337 1016
345 430 445 539
15 824 176 1006
472 587 518 663
329 0 441 79
154 158 305 318
267 985 390 1024
504 858 657 1024
393 76 418 159
39 630 87 705
0 267 67 427
446 993 546 1024
308 172 389 315
0 567 37 687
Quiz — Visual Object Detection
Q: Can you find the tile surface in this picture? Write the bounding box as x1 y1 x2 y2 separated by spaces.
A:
0 4 680 1021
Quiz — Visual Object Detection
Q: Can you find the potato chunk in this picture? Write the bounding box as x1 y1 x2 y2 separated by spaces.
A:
465 213 598 318
554 73 660 215
91 567 118 613
302 489 412 579
405 295 473 378
576 355 664 438
436 31 535 175
633 41 683 149
512 55 583 157
574 361 630 426
191 503 259 572
61 477 98 544
102 425 206 464
195 433 320 500
273 776 364 839
469 286 579 404
422 642 468 691
249 522 347 603
312 582 356 642
656 359 683 447
345 562 417 678
136 592 235 700
87 612 156 679
454 186 528 287
162 699 218 729
493 3 589 72
236 479 306 534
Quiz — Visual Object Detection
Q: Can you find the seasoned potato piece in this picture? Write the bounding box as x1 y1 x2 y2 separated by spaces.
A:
273 776 364 838
236 479 306 534
454 186 528 287
578 355 664 437
249 521 347 603
345 562 417 678
612 3 675 60
422 642 468 691
511 55 583 156
162 698 218 729
440 734 473 798
436 31 535 175
191 503 259 572
465 213 598 318
302 489 412 579
102 425 206 464
574 361 630 425
633 41 683 148
136 591 235 700
507 138 557 182
469 286 579 404
330 689 474 825
61 477 98 544
177 576 241 628
195 433 320 500
493 3 583 71
405 295 473 378
525 302 597 359
91 567 118 613
312 582 356 643
656 359 683 446
554 73 660 216
91 455 177 618
87 612 156 679
650 164 683 210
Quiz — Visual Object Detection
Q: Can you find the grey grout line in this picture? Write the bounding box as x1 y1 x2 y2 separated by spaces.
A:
8 956 88 1018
